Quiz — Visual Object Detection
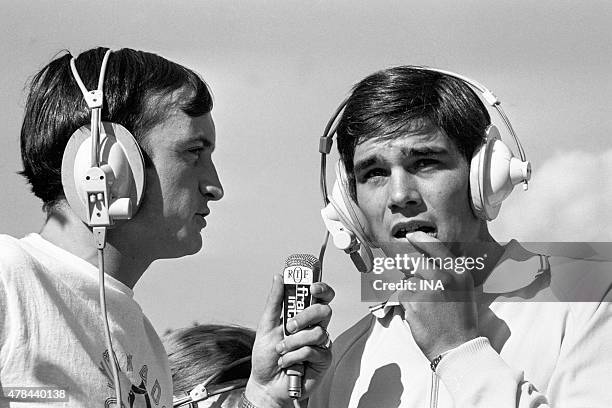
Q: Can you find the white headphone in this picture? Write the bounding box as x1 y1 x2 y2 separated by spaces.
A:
61 50 145 231
60 49 146 406
318 67 532 273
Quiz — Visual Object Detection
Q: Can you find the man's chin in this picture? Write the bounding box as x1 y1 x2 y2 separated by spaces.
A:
156 235 203 260
182 235 204 256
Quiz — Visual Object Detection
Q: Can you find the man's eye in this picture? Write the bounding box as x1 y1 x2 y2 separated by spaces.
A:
188 148 204 157
361 168 387 181
414 159 438 169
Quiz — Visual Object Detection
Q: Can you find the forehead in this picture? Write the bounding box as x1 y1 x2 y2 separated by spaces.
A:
353 128 458 163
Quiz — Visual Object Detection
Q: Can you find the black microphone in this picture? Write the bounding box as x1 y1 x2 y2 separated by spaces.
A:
282 254 321 399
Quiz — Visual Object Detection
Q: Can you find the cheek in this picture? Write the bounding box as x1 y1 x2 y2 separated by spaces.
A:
356 187 385 222
434 171 477 230
426 167 470 207
445 175 470 206
156 169 194 209
355 188 390 243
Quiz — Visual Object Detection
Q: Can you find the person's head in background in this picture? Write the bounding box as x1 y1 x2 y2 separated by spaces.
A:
164 324 255 407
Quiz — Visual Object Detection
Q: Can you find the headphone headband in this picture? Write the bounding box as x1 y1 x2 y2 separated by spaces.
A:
69 49 112 106
69 49 112 168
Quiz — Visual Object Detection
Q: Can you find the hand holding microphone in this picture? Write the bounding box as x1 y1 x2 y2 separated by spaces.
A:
245 254 334 408
282 254 325 399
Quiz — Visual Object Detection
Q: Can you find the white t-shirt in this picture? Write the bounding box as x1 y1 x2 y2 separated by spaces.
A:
0 233 172 407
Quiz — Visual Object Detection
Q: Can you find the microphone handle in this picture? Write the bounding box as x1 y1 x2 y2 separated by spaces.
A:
282 256 321 399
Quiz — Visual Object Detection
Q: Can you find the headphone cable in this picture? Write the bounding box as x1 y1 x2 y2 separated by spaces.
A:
95 227 122 406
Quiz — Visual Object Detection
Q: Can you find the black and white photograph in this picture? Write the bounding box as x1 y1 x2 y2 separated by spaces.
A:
1 1 611 407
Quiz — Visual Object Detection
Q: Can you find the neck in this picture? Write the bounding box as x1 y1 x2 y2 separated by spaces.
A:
39 204 151 289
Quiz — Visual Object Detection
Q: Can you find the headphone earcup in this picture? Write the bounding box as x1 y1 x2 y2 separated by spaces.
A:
334 161 372 243
326 161 376 272
469 127 495 220
61 122 146 226
470 125 531 221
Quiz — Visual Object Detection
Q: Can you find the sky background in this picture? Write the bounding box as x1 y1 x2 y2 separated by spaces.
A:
1 1 611 338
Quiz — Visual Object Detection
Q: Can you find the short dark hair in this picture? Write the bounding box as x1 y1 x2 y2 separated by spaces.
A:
163 324 255 396
336 66 490 198
19 47 213 211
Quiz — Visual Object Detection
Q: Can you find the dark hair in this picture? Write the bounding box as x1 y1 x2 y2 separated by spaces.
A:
19 47 213 211
336 66 490 198
163 324 255 396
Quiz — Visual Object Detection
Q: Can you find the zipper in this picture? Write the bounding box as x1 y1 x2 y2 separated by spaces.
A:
429 371 440 408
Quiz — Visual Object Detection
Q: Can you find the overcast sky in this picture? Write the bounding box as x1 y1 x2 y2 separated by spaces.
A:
1 1 610 336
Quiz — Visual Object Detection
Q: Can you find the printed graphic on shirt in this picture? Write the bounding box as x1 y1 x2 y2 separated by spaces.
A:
99 349 165 408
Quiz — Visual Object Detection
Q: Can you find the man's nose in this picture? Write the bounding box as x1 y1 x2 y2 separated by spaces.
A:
387 171 422 211
200 163 224 201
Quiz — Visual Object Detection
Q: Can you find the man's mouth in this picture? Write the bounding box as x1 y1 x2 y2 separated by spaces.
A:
195 212 210 223
391 221 437 239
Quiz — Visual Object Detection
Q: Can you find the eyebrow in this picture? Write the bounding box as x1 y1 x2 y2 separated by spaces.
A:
403 145 448 157
353 145 449 174
354 156 380 174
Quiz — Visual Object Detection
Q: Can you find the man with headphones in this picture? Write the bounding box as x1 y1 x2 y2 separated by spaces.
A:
0 47 334 407
309 66 612 407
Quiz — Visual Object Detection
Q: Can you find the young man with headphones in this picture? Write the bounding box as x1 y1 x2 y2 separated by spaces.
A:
309 66 612 407
0 47 334 407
